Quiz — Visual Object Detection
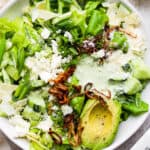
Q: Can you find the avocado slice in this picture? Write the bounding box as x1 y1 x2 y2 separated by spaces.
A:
80 99 121 150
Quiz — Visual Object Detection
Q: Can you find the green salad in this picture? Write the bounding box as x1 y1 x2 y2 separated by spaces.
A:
0 0 150 149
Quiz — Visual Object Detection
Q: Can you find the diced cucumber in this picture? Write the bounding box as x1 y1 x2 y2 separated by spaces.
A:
28 93 46 113
22 106 41 121
31 80 45 88
124 77 142 95
0 111 8 118
130 59 150 80
110 31 129 53
6 65 20 81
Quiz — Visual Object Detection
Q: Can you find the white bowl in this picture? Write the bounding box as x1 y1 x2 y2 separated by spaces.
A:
0 0 149 150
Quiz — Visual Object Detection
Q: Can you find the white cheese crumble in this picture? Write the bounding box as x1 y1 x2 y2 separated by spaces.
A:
51 105 59 111
25 40 72 83
64 31 73 42
9 115 30 137
92 50 105 58
6 40 12 50
37 116 53 132
61 105 73 116
41 28 51 39
51 40 58 53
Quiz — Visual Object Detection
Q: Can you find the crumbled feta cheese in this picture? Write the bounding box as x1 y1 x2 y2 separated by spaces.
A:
51 105 59 111
51 40 58 53
92 50 105 58
56 29 62 34
88 42 95 47
37 116 53 132
39 72 51 82
41 28 51 39
109 30 115 39
25 42 72 82
9 115 30 137
61 105 73 116
83 40 95 48
48 95 55 101
64 31 73 42
6 40 12 50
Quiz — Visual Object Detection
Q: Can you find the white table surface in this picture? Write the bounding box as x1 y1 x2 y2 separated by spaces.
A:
0 0 150 150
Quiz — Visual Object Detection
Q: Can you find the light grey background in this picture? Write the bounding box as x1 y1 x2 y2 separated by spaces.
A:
0 0 150 150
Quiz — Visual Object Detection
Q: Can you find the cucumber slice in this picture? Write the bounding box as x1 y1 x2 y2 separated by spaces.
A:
28 93 46 113
22 106 41 121
124 77 142 95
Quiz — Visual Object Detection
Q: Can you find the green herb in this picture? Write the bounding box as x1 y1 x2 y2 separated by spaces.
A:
87 10 108 35
70 96 85 114
0 33 6 65
110 31 129 53
116 93 149 115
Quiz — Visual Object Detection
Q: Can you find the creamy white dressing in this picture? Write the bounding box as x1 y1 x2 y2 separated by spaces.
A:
74 51 135 97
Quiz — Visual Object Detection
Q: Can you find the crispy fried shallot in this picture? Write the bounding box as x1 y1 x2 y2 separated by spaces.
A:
49 66 76 84
64 114 83 147
49 66 76 104
49 128 62 145
84 82 93 92
105 25 137 39
118 27 137 38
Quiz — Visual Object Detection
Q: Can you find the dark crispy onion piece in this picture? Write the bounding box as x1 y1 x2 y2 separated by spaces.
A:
119 27 137 38
85 91 96 99
49 66 76 84
100 89 111 99
85 88 112 106
84 82 93 92
59 95 69 104
64 114 83 147
73 85 82 93
92 89 109 100
49 128 62 145
49 66 76 105
64 114 74 127
55 83 68 91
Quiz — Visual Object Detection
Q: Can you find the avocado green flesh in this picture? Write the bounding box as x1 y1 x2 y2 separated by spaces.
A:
81 100 121 150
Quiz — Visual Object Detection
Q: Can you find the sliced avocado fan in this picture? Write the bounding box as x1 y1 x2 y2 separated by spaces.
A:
80 99 121 150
